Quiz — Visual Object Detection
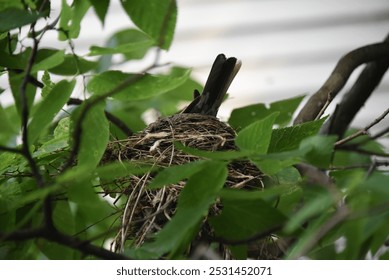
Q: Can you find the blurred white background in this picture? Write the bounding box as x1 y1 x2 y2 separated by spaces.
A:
1 0 389 131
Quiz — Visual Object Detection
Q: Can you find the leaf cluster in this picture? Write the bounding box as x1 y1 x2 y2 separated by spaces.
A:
0 0 388 260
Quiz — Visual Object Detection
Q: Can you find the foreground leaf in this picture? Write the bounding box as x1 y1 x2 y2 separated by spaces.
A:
28 80 75 144
138 161 228 258
120 0 177 50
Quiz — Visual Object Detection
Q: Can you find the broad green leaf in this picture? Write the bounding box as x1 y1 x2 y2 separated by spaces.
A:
0 103 18 145
87 69 190 101
268 118 326 153
0 8 44 32
120 0 177 50
28 80 75 144
210 192 286 240
235 112 279 153
285 188 334 233
89 38 154 56
89 0 109 24
48 55 98 76
139 161 228 258
299 135 337 168
229 95 305 130
76 102 109 169
31 49 65 73
148 160 208 189
8 70 37 118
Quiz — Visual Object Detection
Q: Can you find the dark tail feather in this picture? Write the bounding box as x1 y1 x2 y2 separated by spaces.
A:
183 54 241 116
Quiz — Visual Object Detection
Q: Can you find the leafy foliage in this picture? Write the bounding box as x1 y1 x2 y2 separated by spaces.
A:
0 0 388 261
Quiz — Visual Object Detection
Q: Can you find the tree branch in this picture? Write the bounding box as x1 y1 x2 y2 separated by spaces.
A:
68 98 133 136
321 35 389 137
294 41 389 125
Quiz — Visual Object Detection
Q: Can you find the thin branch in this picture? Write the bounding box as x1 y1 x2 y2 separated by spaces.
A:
335 107 389 147
294 41 389 124
337 145 389 158
67 98 133 136
0 145 23 154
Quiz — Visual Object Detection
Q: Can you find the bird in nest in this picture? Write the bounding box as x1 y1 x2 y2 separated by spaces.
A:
182 53 241 116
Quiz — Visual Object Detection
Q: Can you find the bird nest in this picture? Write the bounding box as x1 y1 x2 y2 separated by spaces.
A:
101 113 269 258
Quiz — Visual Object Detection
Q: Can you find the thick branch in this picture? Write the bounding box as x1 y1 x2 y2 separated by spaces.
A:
294 42 389 125
321 35 389 137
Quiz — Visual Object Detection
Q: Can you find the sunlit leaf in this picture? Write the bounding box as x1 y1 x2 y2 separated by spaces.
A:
120 0 177 50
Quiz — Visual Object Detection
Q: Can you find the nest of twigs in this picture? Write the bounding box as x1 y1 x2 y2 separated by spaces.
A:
102 113 272 258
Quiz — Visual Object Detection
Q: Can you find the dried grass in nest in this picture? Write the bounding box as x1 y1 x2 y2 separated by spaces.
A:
102 113 268 258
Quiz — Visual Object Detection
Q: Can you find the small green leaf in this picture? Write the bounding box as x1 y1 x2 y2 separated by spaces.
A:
89 38 154 56
0 8 44 32
75 102 109 169
59 0 90 40
28 80 75 144
120 0 177 50
235 112 279 153
89 0 109 25
229 95 305 130
268 118 326 153
139 161 228 257
48 55 98 76
88 69 190 101
148 160 208 189
41 71 55 98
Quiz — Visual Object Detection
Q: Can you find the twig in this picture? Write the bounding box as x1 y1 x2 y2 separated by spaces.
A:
68 98 133 136
335 107 389 147
294 42 389 124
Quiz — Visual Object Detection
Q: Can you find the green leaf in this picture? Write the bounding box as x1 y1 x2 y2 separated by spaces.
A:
139 161 228 258
0 103 18 145
87 69 190 101
75 102 109 169
210 191 287 240
285 188 334 233
89 37 154 56
235 112 279 153
268 118 326 153
33 117 70 158
59 0 90 40
31 49 65 73
299 135 337 168
89 0 109 25
41 71 55 98
148 160 209 189
120 0 177 50
9 70 37 118
228 95 305 130
0 8 44 32
28 80 75 144
48 55 98 76
96 161 154 181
